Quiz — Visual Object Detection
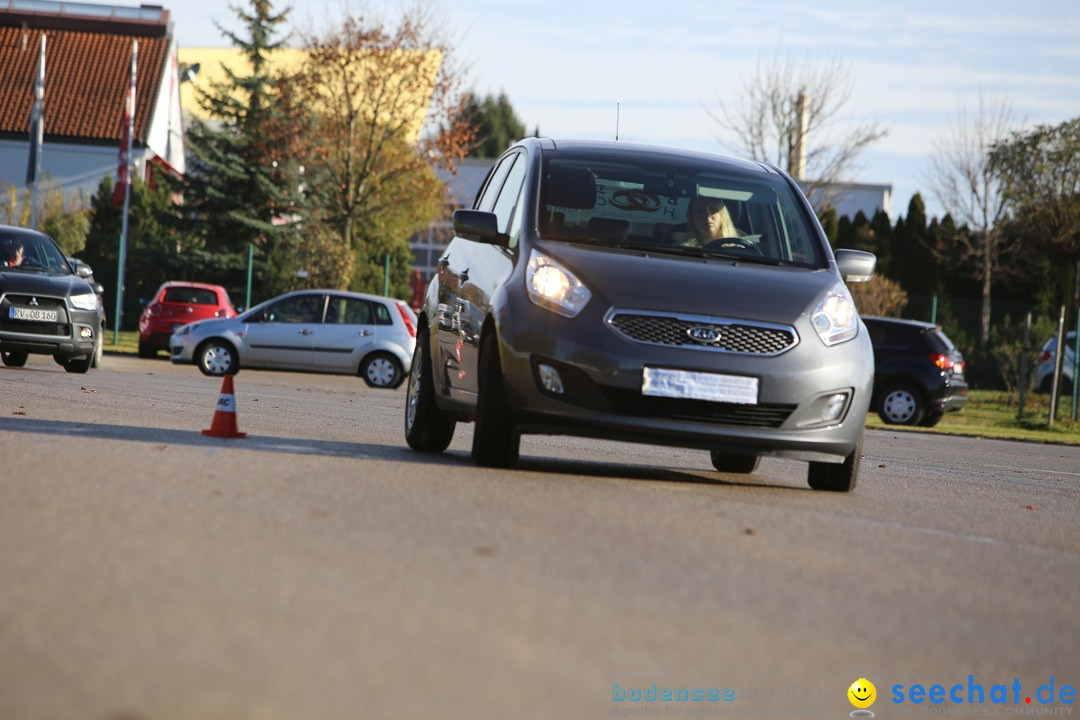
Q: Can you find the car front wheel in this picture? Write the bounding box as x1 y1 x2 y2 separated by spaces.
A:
471 334 520 468
808 432 862 492
404 326 456 452
877 382 925 425
62 355 93 374
197 340 238 376
361 352 404 389
709 451 760 474
1 350 29 367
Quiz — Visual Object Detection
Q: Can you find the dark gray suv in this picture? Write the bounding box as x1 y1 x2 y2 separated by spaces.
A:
0 225 105 373
404 139 876 491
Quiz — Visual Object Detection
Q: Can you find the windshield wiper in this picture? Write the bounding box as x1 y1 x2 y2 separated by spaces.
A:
700 248 784 266
545 235 705 257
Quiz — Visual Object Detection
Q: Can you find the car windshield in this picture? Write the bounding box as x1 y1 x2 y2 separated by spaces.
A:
538 154 825 267
1 231 71 275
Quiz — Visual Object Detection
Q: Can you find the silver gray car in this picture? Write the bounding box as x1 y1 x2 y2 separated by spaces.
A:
170 289 416 388
405 139 877 491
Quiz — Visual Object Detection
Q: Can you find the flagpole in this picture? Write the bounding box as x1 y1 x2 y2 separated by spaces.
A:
114 39 137 345
28 34 46 229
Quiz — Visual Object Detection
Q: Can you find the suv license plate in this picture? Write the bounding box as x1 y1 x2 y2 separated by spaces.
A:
10 306 58 322
642 367 759 405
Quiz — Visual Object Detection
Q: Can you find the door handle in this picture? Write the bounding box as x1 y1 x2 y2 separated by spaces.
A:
358 330 372 336
298 329 313 335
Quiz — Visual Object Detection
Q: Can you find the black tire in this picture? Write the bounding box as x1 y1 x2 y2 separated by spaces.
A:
138 338 156 359
709 451 760 474
361 351 405 389
196 339 238 377
919 410 944 428
471 334 520 468
62 355 93 374
1 350 29 367
404 326 456 452
808 432 862 492
877 382 925 425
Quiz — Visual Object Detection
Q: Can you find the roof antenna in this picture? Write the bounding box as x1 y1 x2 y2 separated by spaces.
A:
615 103 620 141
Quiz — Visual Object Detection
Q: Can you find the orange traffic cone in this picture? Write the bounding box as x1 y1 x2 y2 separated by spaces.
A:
202 374 247 438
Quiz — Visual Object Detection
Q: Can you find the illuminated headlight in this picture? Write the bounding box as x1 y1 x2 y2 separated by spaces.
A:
69 292 97 311
811 284 858 346
526 249 591 317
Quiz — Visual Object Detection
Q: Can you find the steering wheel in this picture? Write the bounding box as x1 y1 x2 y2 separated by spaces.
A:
702 237 763 255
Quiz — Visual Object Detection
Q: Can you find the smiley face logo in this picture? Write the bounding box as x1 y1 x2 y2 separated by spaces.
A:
848 678 877 709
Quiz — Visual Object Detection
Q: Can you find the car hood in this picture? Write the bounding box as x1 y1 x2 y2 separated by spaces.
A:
182 316 240 334
0 269 94 297
534 240 842 325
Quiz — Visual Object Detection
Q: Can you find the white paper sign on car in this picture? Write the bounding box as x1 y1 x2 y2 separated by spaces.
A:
642 367 759 405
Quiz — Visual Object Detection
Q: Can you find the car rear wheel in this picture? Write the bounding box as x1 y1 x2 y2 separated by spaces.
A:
61 355 92 374
709 451 760 474
361 352 404 389
877 382 925 425
404 325 456 452
807 432 861 492
197 339 238 376
471 334 520 468
919 410 944 428
1 350 28 367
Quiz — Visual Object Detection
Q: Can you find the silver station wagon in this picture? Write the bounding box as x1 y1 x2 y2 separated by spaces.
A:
405 139 876 491
170 289 416 388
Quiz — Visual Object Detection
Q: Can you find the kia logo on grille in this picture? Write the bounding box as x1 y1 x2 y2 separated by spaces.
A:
687 326 721 344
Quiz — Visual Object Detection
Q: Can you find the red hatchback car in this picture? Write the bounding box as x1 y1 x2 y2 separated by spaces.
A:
138 281 236 358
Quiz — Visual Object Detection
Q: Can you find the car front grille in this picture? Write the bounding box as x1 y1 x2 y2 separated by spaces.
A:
0 294 70 337
606 310 797 355
600 387 795 428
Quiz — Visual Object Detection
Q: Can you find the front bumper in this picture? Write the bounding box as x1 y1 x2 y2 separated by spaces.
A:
491 295 874 464
0 306 99 359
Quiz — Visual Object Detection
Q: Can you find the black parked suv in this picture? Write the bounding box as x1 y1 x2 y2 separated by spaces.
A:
0 225 105 373
862 316 967 426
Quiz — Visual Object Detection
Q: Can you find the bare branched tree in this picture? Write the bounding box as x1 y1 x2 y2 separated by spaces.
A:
708 51 887 207
926 93 1020 347
290 5 476 250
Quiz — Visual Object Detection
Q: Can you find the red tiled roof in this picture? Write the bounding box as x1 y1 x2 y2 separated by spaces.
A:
0 25 167 145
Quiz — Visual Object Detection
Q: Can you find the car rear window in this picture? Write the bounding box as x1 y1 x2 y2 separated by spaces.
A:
926 328 955 353
538 154 824 266
164 288 220 305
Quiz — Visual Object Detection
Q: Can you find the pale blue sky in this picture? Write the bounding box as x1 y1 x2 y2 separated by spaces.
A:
170 0 1080 220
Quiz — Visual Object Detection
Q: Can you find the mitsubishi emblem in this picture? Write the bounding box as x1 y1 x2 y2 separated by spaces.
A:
29 297 39 306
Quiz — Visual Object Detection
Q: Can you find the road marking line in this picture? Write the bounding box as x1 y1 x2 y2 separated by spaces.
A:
986 464 1080 478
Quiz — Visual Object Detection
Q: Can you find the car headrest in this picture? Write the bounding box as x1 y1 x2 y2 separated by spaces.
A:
544 165 597 210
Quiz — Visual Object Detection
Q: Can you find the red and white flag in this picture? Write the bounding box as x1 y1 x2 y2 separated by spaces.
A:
113 40 138 208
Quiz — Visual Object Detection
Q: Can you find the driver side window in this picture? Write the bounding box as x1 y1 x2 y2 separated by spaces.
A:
263 294 324 324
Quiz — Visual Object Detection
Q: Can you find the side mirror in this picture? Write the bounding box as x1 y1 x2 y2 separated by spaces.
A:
453 209 509 247
91 283 104 295
74 263 93 279
835 249 876 284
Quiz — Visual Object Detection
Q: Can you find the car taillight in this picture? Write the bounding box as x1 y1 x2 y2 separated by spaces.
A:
1038 350 1051 363
931 353 955 371
147 302 161 316
396 302 416 338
